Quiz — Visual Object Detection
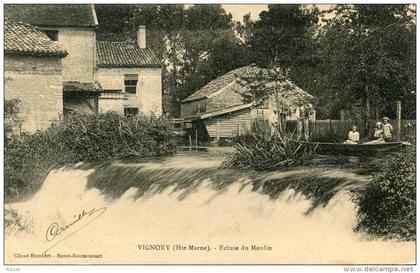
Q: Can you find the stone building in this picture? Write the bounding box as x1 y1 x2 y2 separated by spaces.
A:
96 26 162 115
4 19 67 132
5 4 162 119
5 4 101 115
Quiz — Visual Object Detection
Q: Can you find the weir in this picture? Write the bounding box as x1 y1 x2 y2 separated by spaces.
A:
4 153 415 264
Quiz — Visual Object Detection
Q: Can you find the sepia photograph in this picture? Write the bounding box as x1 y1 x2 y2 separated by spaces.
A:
2 2 417 269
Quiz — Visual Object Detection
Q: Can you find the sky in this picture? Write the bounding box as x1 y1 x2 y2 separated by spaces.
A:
222 4 335 22
222 4 267 21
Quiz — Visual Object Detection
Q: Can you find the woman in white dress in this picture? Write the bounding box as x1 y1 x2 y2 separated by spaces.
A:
343 125 360 144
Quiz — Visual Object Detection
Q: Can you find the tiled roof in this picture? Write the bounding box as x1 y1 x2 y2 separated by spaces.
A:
96 41 161 67
4 19 67 58
182 65 313 103
96 32 133 42
4 4 98 28
182 65 267 102
63 81 101 93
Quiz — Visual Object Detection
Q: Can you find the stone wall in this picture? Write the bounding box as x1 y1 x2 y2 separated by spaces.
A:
5 55 63 132
47 27 96 83
95 67 162 115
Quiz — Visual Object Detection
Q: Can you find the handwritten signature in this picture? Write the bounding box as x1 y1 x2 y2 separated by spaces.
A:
44 207 107 253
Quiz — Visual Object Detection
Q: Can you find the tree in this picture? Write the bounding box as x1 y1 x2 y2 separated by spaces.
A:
316 4 416 119
236 65 297 132
95 4 250 116
245 4 322 120
248 4 319 68
95 4 137 33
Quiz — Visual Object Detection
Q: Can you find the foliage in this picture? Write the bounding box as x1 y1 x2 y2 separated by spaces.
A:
5 111 177 201
313 4 416 119
4 208 32 235
236 64 306 133
238 4 415 120
95 4 138 33
248 4 320 68
4 98 23 145
95 5 415 119
353 149 416 240
236 65 289 104
222 126 316 170
402 121 416 144
95 4 251 116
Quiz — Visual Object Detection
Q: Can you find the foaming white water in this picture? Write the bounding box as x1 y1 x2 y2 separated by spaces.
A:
5 165 415 264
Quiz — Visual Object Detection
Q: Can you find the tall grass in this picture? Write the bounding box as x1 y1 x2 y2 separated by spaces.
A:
222 126 317 170
5 109 177 201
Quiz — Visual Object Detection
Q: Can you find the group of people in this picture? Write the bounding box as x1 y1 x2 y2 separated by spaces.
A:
343 117 394 144
293 99 394 145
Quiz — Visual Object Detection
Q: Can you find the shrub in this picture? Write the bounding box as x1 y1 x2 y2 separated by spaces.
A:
5 208 32 235
403 121 416 145
353 149 416 240
4 99 23 145
5 111 177 201
221 128 317 170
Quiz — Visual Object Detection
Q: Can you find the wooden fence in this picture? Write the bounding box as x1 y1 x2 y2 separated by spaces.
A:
285 119 416 141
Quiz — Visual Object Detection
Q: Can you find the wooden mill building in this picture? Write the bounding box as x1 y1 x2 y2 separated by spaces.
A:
180 65 314 143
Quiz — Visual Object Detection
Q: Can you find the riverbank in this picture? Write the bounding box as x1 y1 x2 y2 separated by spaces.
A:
5 111 177 202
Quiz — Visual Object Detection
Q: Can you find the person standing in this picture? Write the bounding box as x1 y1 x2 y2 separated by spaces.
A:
295 99 311 141
382 117 394 141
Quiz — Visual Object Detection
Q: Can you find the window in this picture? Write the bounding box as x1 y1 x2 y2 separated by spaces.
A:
124 74 138 94
45 30 59 41
124 107 139 116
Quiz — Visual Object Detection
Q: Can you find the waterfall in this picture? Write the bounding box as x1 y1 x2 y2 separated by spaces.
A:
5 154 415 264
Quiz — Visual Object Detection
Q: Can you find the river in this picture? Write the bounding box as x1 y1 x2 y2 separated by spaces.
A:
4 152 415 264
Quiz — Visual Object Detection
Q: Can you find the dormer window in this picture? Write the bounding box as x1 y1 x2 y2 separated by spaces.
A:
45 30 59 41
124 74 138 94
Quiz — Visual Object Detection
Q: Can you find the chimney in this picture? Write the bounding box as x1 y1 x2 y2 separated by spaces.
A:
137 25 146 49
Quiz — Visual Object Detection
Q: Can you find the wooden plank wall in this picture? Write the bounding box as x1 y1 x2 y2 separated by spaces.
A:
286 119 416 140
204 109 252 139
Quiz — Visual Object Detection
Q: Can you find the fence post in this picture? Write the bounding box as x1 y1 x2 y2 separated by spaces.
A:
311 110 316 139
195 130 198 151
189 135 192 151
216 119 220 145
396 101 401 141
328 119 332 134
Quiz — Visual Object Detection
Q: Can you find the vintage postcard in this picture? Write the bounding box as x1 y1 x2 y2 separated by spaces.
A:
3 2 417 268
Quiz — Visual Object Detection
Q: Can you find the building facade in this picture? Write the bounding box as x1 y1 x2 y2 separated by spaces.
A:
5 4 163 123
95 27 162 116
4 19 67 132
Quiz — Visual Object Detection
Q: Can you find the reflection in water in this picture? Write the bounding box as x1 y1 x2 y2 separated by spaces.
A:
5 153 415 264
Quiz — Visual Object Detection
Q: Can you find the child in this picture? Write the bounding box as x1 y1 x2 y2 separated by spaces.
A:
343 125 359 144
374 121 385 141
364 121 385 144
382 117 393 141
